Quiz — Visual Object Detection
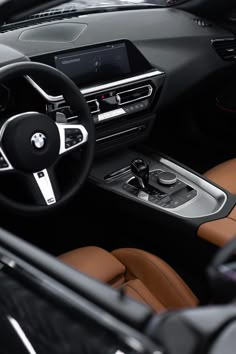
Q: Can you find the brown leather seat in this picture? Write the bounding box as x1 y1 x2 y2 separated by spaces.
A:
204 159 236 194
58 246 198 312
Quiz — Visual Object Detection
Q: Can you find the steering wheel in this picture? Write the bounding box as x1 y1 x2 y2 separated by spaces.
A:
0 61 95 213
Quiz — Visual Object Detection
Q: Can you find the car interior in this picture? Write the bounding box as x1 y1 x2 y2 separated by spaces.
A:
1 1 236 349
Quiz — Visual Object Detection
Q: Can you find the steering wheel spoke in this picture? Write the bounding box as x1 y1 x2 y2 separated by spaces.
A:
0 146 14 172
56 123 88 155
32 168 59 206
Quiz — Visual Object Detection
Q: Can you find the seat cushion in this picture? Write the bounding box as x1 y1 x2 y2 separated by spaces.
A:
204 159 236 194
112 248 198 310
59 246 198 312
59 246 125 284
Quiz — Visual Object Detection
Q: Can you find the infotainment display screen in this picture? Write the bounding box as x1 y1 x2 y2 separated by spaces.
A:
55 43 131 85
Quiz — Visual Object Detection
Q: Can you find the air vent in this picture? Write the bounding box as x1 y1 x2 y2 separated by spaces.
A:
87 99 100 114
194 18 212 27
116 85 153 106
212 38 236 61
27 4 78 20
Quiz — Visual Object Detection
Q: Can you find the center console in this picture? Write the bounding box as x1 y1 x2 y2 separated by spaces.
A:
90 149 227 219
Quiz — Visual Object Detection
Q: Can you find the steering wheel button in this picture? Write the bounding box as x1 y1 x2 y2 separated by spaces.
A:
38 172 45 178
65 142 72 149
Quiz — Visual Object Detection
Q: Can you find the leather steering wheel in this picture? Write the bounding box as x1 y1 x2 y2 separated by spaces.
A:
0 61 95 213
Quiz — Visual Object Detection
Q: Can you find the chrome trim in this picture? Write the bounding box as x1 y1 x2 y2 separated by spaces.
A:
25 76 63 102
211 37 236 44
0 146 14 172
116 84 153 106
25 70 164 103
104 165 131 182
158 172 177 185
0 256 16 268
159 157 227 218
96 126 145 143
8 316 37 354
98 108 126 122
87 99 100 114
0 113 38 173
66 115 79 122
0 112 38 140
56 123 88 155
82 70 163 96
33 169 56 206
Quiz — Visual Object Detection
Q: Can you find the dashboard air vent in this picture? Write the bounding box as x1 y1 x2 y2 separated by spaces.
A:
27 4 79 20
87 99 100 114
194 18 212 27
116 85 153 106
212 38 236 61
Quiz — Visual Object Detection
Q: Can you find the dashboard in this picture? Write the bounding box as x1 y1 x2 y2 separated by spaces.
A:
0 7 234 154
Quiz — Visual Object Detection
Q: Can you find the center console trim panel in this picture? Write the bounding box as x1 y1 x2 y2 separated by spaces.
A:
90 152 228 219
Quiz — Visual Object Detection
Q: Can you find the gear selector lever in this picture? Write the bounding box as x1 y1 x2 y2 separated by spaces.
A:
131 158 149 189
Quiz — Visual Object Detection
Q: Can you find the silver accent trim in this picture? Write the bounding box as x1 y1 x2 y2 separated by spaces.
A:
0 146 14 172
0 256 16 268
66 115 79 122
136 176 146 189
0 112 38 140
158 172 177 185
25 76 63 102
8 316 37 354
82 70 163 96
98 108 125 122
104 165 131 182
0 113 38 173
116 84 153 106
87 99 100 114
56 123 88 155
96 126 145 143
159 157 227 218
33 169 56 206
25 70 164 103
211 37 236 44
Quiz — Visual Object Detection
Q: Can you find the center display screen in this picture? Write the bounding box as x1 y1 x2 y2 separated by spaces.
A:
55 43 131 85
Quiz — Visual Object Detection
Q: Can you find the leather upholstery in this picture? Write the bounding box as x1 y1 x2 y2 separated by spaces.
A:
198 207 236 247
199 160 236 246
59 247 198 312
59 246 125 284
204 159 236 194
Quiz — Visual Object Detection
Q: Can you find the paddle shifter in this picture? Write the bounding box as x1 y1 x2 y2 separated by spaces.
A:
131 158 149 190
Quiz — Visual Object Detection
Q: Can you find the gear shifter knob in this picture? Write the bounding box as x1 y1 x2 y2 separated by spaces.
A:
131 158 149 189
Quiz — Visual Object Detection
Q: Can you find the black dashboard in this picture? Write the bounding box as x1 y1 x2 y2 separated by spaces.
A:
0 7 234 154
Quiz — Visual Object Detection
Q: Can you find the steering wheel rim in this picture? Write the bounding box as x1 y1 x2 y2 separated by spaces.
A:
0 61 95 214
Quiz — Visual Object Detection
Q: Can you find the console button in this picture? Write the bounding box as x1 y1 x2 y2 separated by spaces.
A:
157 172 177 186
